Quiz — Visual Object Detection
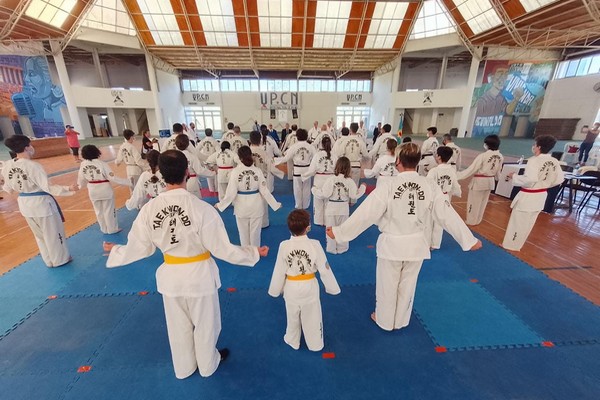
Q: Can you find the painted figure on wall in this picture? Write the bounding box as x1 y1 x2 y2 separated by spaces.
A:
21 56 65 122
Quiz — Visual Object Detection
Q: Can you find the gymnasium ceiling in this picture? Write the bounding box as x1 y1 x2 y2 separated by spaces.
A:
1 0 599 77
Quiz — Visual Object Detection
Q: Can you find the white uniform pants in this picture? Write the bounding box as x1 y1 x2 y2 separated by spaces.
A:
218 183 227 201
350 166 361 188
128 174 140 194
262 201 269 228
293 176 311 209
236 216 262 246
418 156 436 176
186 177 202 199
283 279 323 351
25 215 70 267
91 197 119 234
287 160 294 180
375 258 423 331
326 214 349 254
430 221 443 249
162 293 222 379
466 189 490 225
206 176 216 192
502 209 539 251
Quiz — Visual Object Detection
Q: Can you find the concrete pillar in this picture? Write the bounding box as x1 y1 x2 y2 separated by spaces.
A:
458 47 483 138
92 48 108 88
391 58 402 92
49 41 88 138
106 108 120 137
431 108 439 127
145 53 164 129
438 55 448 89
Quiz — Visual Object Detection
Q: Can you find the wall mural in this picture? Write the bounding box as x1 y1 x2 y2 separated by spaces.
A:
472 60 555 138
0 55 65 138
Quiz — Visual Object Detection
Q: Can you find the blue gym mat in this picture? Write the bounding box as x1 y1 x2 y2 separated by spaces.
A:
2 175 600 399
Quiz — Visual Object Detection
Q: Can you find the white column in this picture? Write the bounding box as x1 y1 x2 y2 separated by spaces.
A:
391 58 402 92
458 48 483 137
92 48 108 88
145 53 164 129
50 41 89 138
430 108 439 128
106 108 120 137
438 56 448 89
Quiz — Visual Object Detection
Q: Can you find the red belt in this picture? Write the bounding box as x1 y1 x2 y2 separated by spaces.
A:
474 174 494 178
219 166 233 170
521 188 547 193
89 180 109 184
189 174 197 177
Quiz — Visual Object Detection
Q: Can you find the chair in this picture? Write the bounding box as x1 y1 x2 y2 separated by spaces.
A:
575 171 600 212
561 142 580 165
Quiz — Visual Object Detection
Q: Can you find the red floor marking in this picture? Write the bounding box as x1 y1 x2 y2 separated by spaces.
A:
542 341 555 347
364 185 376 195
226 287 237 292
138 291 149 296
47 295 58 300
470 279 479 283
367 245 375 248
200 188 218 198
435 346 448 353
77 366 92 373
322 352 336 359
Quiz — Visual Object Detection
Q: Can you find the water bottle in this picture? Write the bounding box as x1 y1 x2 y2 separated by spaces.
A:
517 155 524 165
574 164 580 176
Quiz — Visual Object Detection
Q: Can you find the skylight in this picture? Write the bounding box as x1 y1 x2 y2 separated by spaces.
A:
519 0 558 13
137 0 184 46
410 0 456 40
81 0 136 36
257 0 292 47
196 0 238 47
364 2 409 48
451 0 502 35
313 1 352 48
25 0 78 28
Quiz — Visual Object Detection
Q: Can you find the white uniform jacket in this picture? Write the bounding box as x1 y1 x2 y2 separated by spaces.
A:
222 130 236 143
302 150 337 183
116 141 144 176
107 188 259 297
369 133 394 161
333 135 369 167
457 150 504 191
313 175 366 217
2 158 73 218
196 137 219 162
312 131 335 150
268 235 341 297
206 150 239 184
332 171 478 262
364 155 398 179
281 132 298 153
427 164 462 199
215 165 281 218
308 127 320 143
77 159 130 200
229 136 248 154
125 170 167 210
275 142 317 172
511 154 564 212
181 149 214 179
445 142 462 168
420 137 439 158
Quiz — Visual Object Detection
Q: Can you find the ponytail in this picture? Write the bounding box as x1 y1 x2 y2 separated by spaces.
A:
238 146 254 167
322 136 332 159
146 150 160 183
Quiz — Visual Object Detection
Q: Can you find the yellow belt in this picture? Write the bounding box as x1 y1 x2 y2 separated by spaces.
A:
163 251 211 264
287 273 315 281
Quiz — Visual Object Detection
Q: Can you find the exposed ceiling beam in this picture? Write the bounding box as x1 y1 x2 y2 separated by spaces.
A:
337 0 373 79
242 0 259 78
298 0 309 78
581 0 600 22
176 0 218 78
489 0 525 47
0 0 34 40
59 0 95 52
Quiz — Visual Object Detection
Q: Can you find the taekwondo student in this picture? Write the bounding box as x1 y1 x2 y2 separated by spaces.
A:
115 129 146 190
215 146 281 247
227 126 247 154
457 134 504 225
417 126 439 176
364 138 399 187
2 135 78 267
312 124 335 151
308 121 320 143
206 141 239 201
78 144 131 234
442 133 462 170
502 135 564 251
327 143 482 331
427 146 462 250
105 150 269 379
163 123 187 151
274 129 316 209
175 134 215 198
222 122 236 142
332 123 368 189
268 209 341 351
126 150 166 210
196 128 219 193
281 124 299 180
369 123 394 162
302 136 337 226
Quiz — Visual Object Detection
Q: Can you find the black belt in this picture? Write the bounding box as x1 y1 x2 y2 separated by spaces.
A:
293 164 309 168
421 154 433 160
450 162 456 165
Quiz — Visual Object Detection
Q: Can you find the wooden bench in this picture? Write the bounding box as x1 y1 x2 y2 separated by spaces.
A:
30 137 71 159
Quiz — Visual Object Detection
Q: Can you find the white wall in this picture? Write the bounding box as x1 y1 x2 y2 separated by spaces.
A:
67 62 101 87
106 63 150 90
399 61 440 91
156 69 184 130
443 63 470 89
392 88 467 108
71 86 154 108
539 74 600 140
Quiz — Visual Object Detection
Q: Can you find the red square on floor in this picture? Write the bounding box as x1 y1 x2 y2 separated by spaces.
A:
47 295 58 300
470 279 479 283
77 366 92 373
542 341 555 347
227 288 237 292
138 291 149 296
435 346 447 353
322 352 336 359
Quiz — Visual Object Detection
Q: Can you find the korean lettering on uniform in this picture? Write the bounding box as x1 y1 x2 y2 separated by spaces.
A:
152 205 192 244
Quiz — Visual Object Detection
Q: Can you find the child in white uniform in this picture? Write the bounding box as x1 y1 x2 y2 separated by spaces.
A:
115 129 145 190
2 135 78 267
442 133 462 170
312 125 335 150
417 126 439 176
302 136 337 226
327 143 482 331
364 139 398 187
206 141 239 201
106 150 269 379
314 157 366 254
427 146 462 249
78 145 131 234
274 129 316 209
458 134 504 225
502 135 564 251
196 128 219 193
332 124 368 188
281 125 298 180
227 126 247 154
175 135 214 198
216 146 282 247
268 209 341 351
368 123 394 162
126 150 167 210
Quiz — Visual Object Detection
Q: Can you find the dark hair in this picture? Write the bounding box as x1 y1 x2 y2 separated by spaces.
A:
334 157 351 178
291 124 298 131
287 209 310 236
221 141 231 151
397 142 421 169
205 128 213 137
349 122 359 134
322 136 332 159
81 144 101 160
123 129 135 140
227 122 234 130
535 134 557 154
172 123 183 134
386 138 397 154
402 136 412 143
145 150 160 182
175 134 190 151
234 126 241 134
341 127 349 136
443 133 452 142
427 127 438 135
296 128 308 141
261 127 268 146
238 145 254 167
383 124 392 133
159 150 188 184
249 130 262 145
436 146 453 163
484 134 500 151
5 135 31 153
260 124 267 131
